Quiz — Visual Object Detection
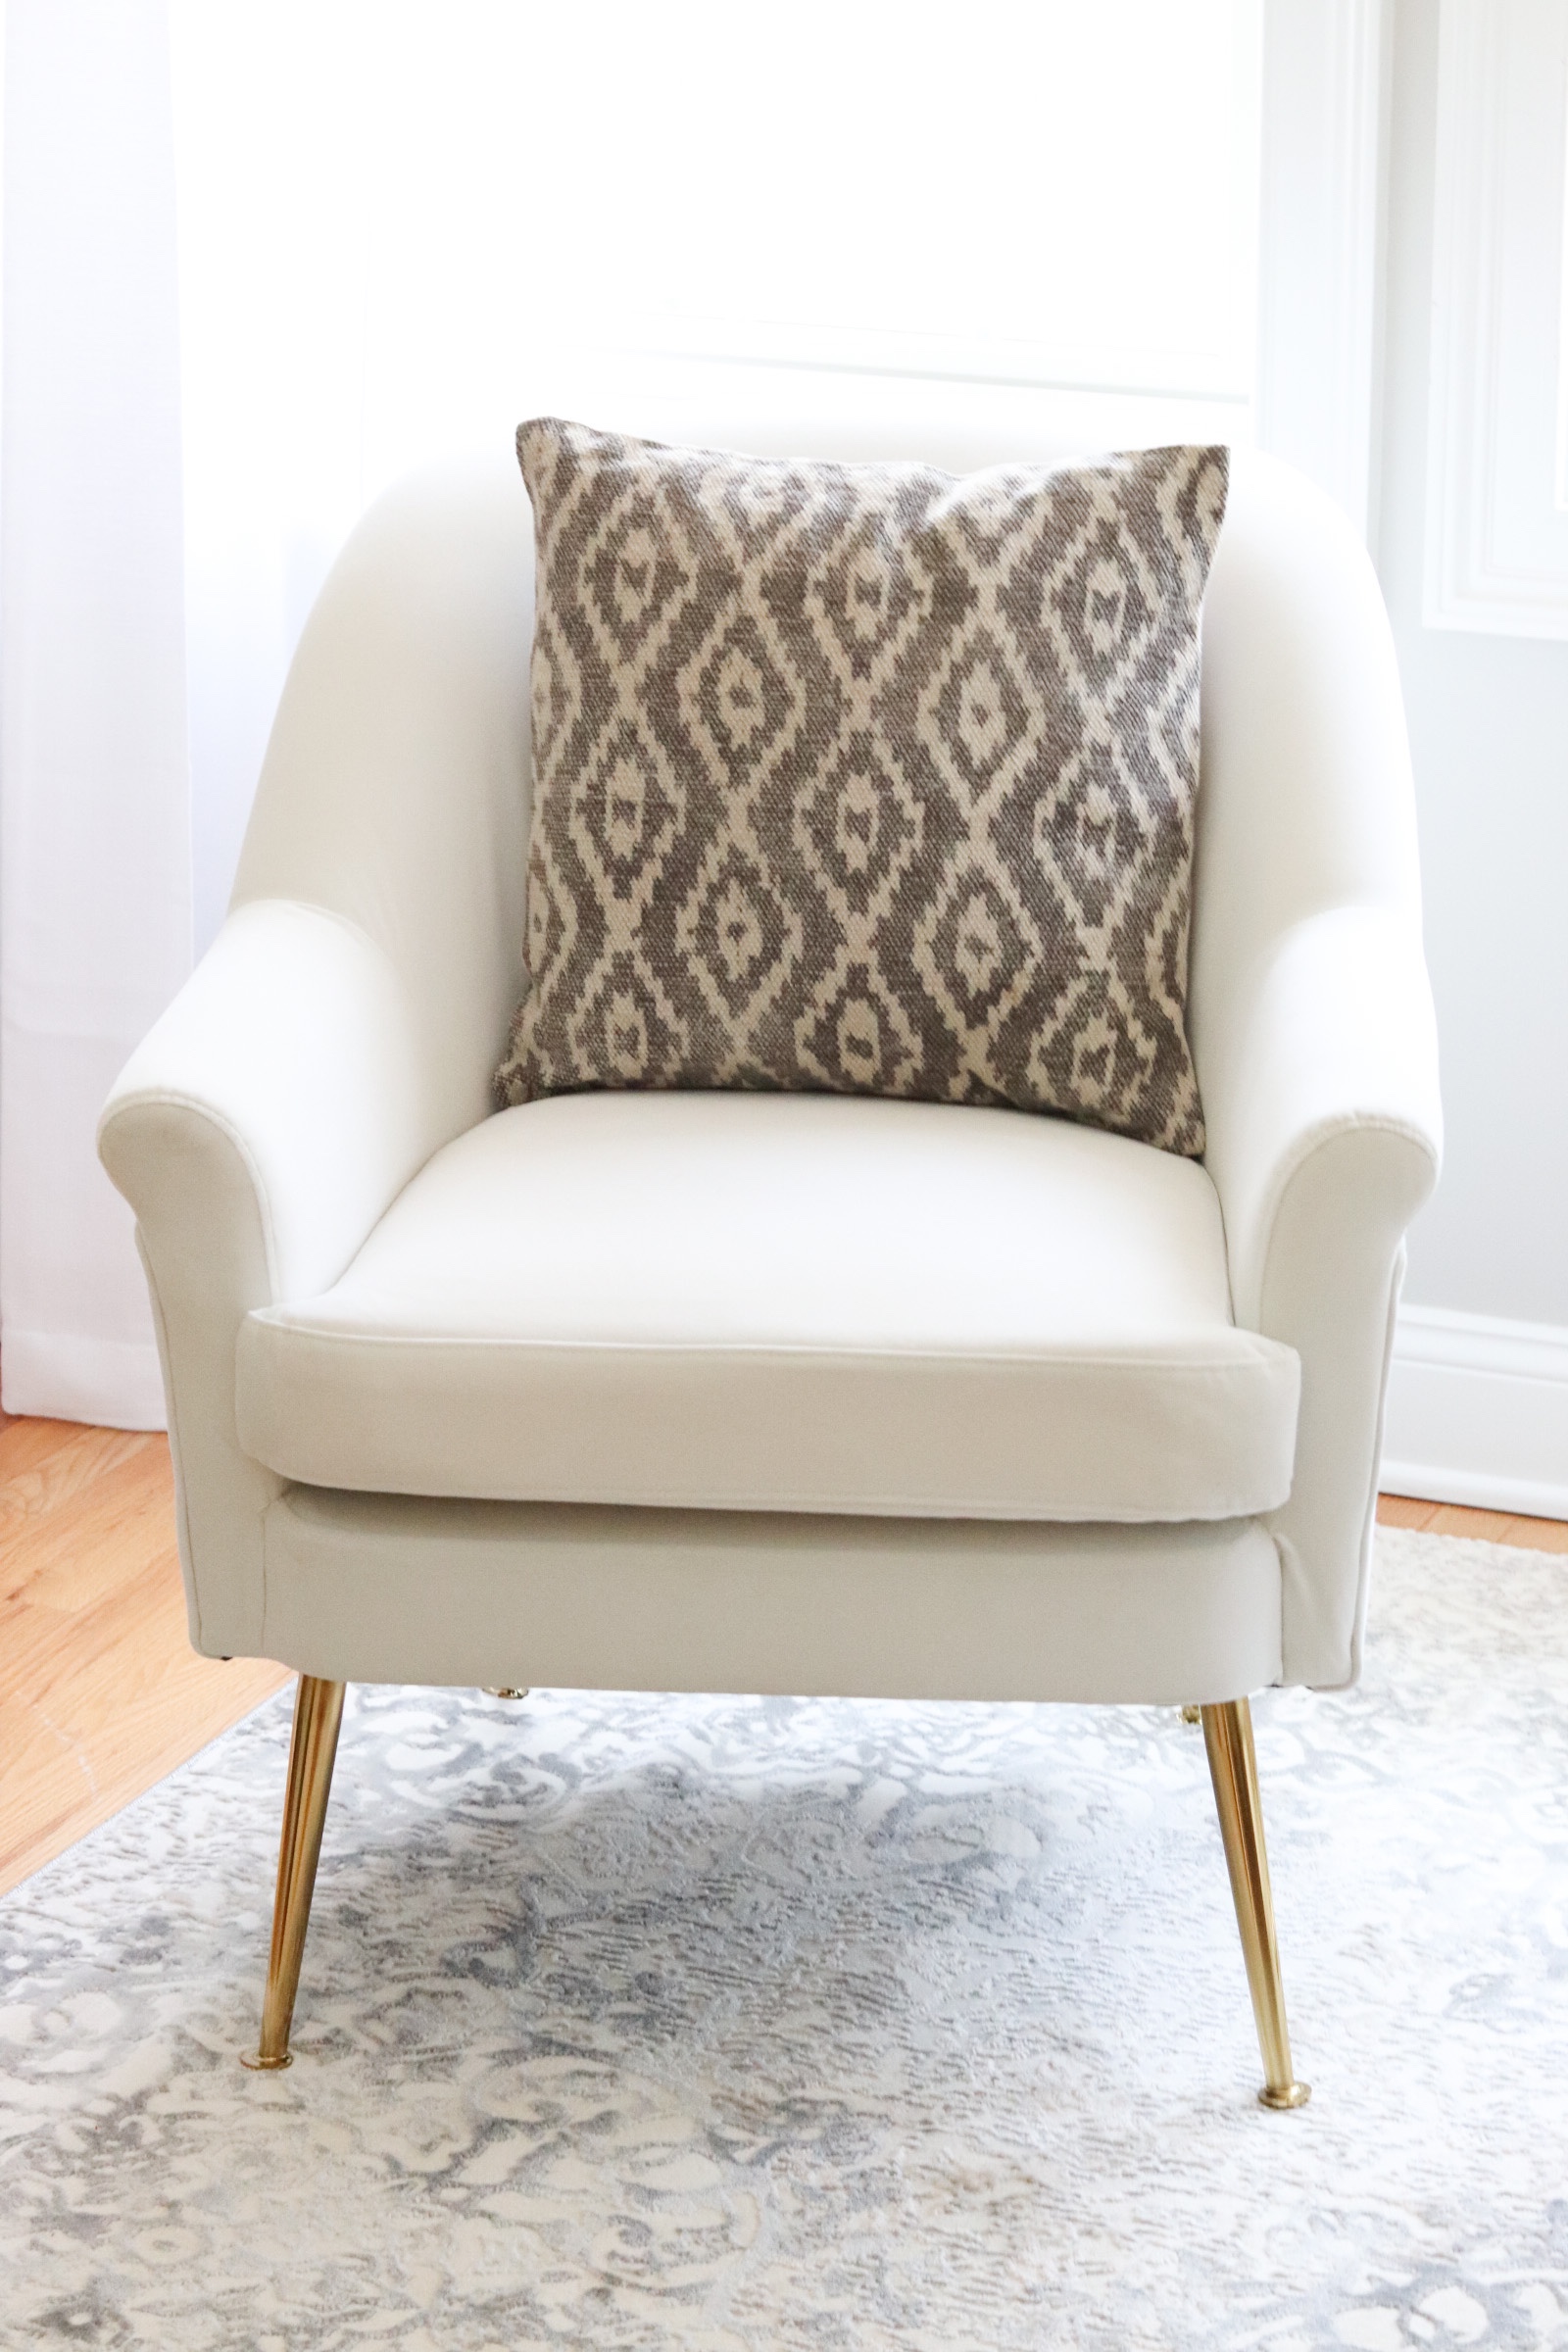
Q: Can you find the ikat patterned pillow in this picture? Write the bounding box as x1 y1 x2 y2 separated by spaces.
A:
494 418 1227 1154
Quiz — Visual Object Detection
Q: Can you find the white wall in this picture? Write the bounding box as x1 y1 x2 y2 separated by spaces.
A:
1377 0 1568 1510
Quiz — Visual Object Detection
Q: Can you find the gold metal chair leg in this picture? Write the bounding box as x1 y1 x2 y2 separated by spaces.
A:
241 1673 345 2072
1200 1697 1311 2111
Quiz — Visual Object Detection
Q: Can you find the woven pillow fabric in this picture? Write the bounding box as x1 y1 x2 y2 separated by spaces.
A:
495 418 1227 1153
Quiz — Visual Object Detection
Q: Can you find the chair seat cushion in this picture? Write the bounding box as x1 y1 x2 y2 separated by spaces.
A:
235 1092 1299 1520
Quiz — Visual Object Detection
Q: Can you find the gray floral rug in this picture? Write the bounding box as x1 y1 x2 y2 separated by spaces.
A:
3 1526 1566 2350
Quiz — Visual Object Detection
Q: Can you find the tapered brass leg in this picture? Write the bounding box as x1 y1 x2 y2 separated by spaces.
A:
1200 1697 1310 2111
241 1674 345 2072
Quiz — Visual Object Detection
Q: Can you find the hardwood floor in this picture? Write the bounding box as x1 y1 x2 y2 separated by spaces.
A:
0 1415 285 1896
0 1406 1563 1900
1374 1491 1568 1552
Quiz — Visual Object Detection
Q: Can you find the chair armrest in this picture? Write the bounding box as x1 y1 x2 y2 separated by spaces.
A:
98 898 458 1655
1201 904 1443 1687
97 456 533 1658
1203 904 1443 1331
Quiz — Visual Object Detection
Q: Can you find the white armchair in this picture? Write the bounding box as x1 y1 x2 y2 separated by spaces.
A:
99 415 1441 2108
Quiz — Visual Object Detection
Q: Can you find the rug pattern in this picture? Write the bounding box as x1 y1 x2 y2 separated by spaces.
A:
2 1526 1566 2349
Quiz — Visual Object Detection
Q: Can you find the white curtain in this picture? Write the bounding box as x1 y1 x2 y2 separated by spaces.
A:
0 0 1263 1426
0 0 190 1424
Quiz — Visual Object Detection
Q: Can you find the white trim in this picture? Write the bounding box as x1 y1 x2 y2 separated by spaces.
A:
1382 1304 1568 1518
0 1329 167 1431
1256 0 1388 539
1425 0 1568 637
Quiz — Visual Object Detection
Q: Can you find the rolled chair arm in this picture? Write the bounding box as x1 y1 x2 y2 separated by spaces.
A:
1201 904 1443 1687
98 897 453 1656
99 459 533 1658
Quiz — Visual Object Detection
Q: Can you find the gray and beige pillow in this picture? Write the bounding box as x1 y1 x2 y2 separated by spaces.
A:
495 417 1226 1154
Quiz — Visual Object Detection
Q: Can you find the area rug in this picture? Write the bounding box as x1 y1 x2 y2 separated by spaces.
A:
2 1526 1566 2351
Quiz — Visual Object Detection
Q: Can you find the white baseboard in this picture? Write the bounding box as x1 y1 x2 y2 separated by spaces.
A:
1383 1305 1568 1518
0 1329 167 1430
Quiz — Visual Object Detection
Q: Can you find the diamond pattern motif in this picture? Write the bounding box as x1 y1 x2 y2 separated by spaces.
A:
692 616 796 776
575 723 680 902
800 737 919 917
497 420 1227 1152
582 511 690 665
918 861 1033 1035
679 840 793 1030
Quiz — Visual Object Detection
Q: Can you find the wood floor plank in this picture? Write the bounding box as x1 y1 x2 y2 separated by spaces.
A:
1378 1492 1568 1553
0 1653 287 1893
0 1424 157 1608
1426 1502 1518 1545
5 1442 178 1623
1495 1513 1568 1553
1376 1494 1439 1532
0 1419 287 1897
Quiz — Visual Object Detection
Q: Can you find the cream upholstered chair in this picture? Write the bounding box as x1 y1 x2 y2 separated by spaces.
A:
99 406 1442 2109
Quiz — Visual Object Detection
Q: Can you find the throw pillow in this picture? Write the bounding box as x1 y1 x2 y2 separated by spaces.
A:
495 417 1227 1154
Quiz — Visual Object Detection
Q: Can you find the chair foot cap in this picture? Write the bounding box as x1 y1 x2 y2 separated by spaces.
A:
240 2050 293 2072
1258 2081 1310 2110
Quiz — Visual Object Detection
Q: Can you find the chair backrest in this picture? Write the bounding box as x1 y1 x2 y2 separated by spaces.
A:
231 391 1421 1155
